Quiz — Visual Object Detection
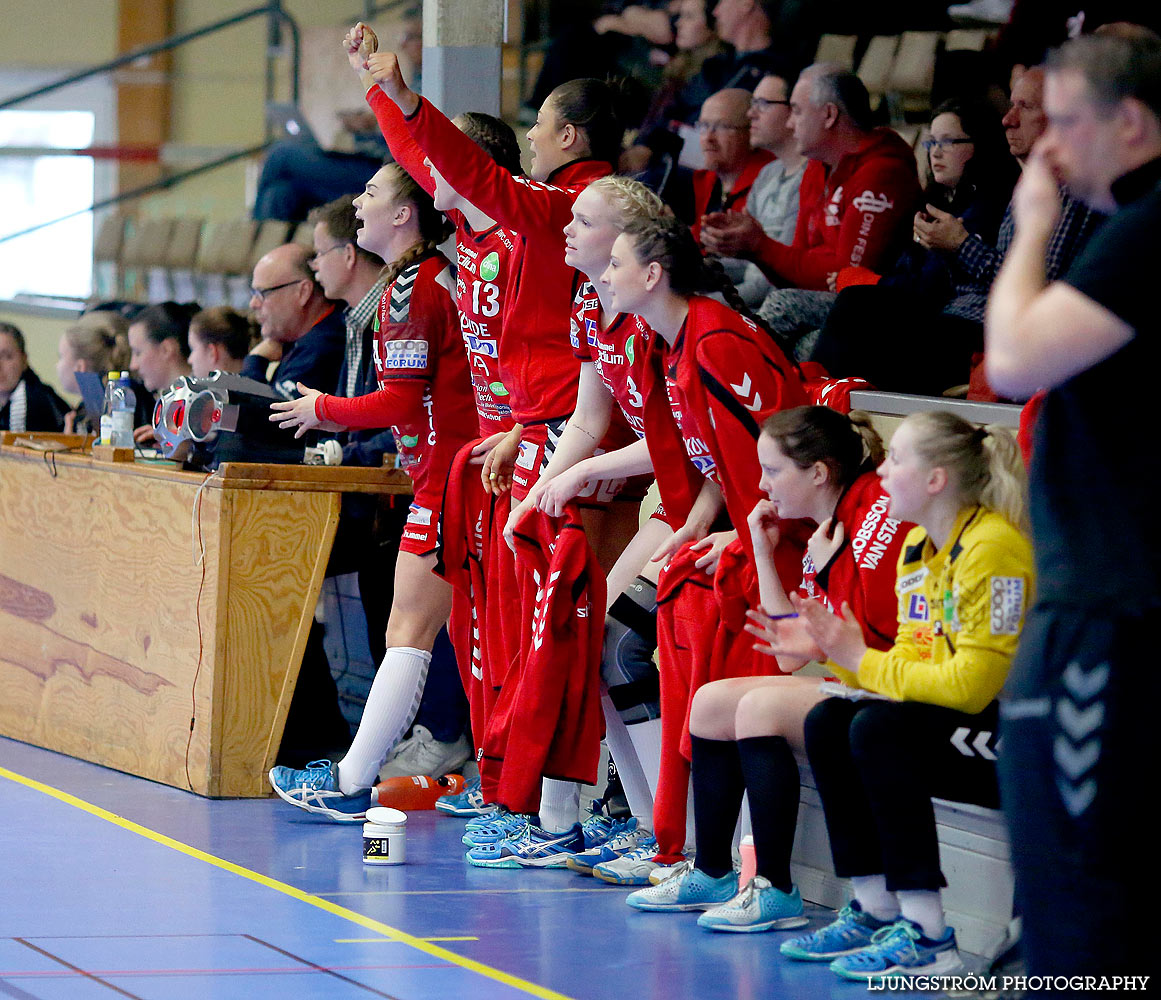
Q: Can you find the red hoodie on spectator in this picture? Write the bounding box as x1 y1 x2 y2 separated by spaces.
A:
690 148 775 244
751 128 920 291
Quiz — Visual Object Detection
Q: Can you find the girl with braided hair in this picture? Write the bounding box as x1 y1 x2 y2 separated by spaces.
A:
267 161 478 822
586 213 815 884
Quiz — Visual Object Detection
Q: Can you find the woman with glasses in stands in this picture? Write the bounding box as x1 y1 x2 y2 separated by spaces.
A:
811 98 1018 394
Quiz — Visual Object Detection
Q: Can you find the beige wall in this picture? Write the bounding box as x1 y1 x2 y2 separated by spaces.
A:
2 2 417 228
1 2 418 397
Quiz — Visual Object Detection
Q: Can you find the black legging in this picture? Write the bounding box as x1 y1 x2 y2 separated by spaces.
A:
804 697 1000 891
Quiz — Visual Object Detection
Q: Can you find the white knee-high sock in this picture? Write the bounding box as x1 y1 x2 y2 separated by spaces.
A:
898 889 946 938
600 693 656 824
539 778 580 833
626 716 663 816
852 874 901 922
337 646 430 793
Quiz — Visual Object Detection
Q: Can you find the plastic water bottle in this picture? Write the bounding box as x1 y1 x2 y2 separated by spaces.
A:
100 370 135 448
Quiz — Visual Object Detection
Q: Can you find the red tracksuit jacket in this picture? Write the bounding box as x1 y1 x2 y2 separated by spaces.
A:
318 253 476 555
483 509 607 814
751 128 920 291
402 95 613 425
367 87 517 436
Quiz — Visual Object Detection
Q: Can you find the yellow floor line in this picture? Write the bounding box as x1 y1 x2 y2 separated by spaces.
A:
0 765 573 1000
335 936 480 943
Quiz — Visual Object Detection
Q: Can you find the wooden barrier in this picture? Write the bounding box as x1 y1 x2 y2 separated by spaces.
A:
0 434 411 797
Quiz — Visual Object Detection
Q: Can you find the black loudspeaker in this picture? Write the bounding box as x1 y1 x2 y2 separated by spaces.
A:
152 372 340 472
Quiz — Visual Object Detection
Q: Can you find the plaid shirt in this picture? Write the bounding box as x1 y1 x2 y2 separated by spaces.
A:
945 189 1103 323
343 276 388 396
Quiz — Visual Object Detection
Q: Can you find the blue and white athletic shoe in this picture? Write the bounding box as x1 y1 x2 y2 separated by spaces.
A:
625 861 738 911
463 805 507 832
592 837 663 885
465 822 586 868
829 918 962 982
696 876 810 932
268 760 371 822
780 900 891 960
435 775 491 817
567 818 644 875
461 809 535 847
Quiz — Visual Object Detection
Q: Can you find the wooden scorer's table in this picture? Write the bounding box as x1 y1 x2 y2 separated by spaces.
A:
0 433 412 796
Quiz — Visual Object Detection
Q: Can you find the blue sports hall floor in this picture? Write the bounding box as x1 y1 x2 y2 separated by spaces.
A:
0 735 942 1000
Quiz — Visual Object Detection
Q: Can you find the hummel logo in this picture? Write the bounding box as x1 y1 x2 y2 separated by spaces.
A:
729 372 763 412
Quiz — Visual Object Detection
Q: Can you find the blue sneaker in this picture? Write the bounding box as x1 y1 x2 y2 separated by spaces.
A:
696 876 810 932
435 775 491 817
567 818 644 875
780 900 891 960
465 822 585 868
463 805 506 832
625 861 738 911
829 918 962 982
268 760 371 822
461 810 536 847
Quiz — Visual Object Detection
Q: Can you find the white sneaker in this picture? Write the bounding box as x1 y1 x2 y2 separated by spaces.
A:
378 725 471 780
947 0 1012 23
593 840 666 886
648 862 685 885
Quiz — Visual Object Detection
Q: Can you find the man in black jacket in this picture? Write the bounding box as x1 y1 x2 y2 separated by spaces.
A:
242 243 345 401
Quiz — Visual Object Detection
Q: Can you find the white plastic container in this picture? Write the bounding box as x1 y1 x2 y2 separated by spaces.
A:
362 806 407 865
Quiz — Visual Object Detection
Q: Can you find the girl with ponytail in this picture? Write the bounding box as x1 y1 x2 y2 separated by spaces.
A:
626 405 912 925
56 312 133 433
354 30 673 854
596 213 813 882
776 411 1033 980
267 161 479 824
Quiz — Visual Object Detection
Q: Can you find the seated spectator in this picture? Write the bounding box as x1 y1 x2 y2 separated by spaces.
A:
624 406 908 928
0 322 69 432
525 1 675 125
808 98 1019 393
252 9 422 223
128 301 198 443
786 412 1032 981
127 301 196 393
689 88 774 241
904 66 1103 397
716 70 807 306
700 66 920 351
241 243 346 401
187 307 257 378
305 195 390 439
55 311 139 434
624 0 729 177
631 0 817 169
